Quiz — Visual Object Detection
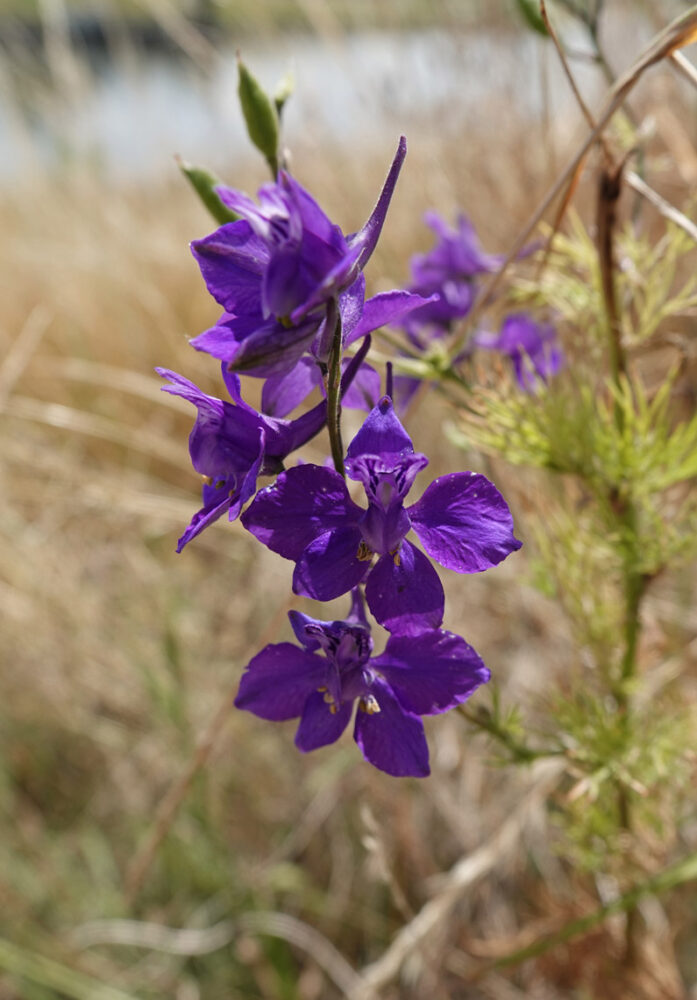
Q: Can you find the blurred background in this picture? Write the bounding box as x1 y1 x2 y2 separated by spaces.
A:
1 1 696 997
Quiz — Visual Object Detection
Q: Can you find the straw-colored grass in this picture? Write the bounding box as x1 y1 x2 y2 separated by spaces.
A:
1 6 695 998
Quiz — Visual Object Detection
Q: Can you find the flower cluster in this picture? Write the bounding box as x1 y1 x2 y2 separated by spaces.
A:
395 213 564 407
161 140 523 776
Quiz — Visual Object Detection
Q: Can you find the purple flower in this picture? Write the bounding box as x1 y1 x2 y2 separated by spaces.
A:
471 313 564 391
234 599 490 777
242 395 521 633
189 138 431 377
158 362 335 551
403 212 504 342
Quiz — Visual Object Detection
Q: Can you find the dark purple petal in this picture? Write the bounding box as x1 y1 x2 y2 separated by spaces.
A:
341 360 381 412
235 643 324 720
224 317 319 377
289 242 363 324
157 369 265 480
345 290 438 346
280 172 347 255
191 222 269 313
262 244 309 318
349 136 407 272
403 281 475 335
353 677 429 777
176 480 235 552
348 452 428 509
262 396 327 460
293 526 369 601
372 630 490 716
345 396 413 462
365 539 444 633
295 691 353 751
220 365 252 409
190 312 264 363
261 358 321 418
241 464 362 561
408 472 522 573
339 275 366 343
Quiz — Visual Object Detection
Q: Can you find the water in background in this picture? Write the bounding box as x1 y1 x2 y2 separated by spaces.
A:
0 16 655 184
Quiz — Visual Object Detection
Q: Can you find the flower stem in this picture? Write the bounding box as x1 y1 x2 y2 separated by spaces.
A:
326 301 345 478
484 848 697 975
459 705 563 764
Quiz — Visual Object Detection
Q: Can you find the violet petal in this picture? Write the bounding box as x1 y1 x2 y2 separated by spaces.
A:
365 539 444 633
408 472 522 573
241 465 362 561
372 630 490 716
295 691 353 751
235 643 325 720
293 526 369 601
349 137 407 272
353 677 429 777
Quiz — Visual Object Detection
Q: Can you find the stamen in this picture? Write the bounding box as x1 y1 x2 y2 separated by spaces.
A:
391 548 401 567
357 541 374 562
201 475 213 486
359 694 380 715
317 686 327 693
323 692 335 705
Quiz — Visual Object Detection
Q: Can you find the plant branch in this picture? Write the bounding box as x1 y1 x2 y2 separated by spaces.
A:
480 849 697 975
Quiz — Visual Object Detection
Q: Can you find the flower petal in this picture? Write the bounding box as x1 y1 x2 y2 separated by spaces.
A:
235 643 324 720
345 395 414 462
226 318 319 377
293 526 369 601
348 136 406 272
295 691 353 751
341 360 381 412
372 630 490 716
353 677 429 777
408 472 522 573
345 290 438 346
241 465 362 561
365 540 444 633
261 358 321 418
176 481 234 552
191 222 269 312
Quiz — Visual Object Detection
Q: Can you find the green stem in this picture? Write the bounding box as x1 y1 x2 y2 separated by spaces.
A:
459 706 563 764
326 302 345 478
486 849 697 974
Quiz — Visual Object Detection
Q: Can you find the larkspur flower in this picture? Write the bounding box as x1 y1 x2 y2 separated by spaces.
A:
242 394 521 633
402 212 504 343
189 137 431 378
235 597 490 777
471 313 564 391
157 341 370 550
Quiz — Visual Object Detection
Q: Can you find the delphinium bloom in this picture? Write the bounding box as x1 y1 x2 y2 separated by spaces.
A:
402 211 504 345
189 137 431 379
470 313 564 391
242 393 521 633
235 595 490 777
158 344 368 550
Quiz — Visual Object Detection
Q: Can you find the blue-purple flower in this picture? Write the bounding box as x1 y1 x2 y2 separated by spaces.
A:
235 598 490 777
242 394 521 633
189 138 431 378
402 212 503 343
158 365 329 551
471 313 564 391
